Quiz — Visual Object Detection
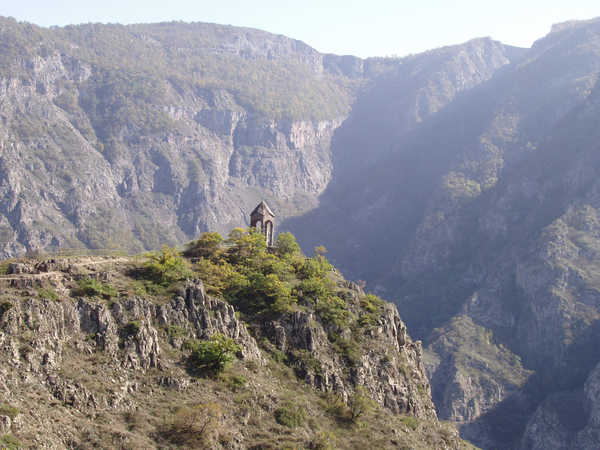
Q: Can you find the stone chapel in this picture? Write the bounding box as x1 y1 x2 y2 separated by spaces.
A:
250 200 275 247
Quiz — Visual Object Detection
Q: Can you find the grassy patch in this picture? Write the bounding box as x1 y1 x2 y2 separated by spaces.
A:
399 415 419 431
71 277 118 299
37 287 59 301
0 404 19 419
0 434 22 450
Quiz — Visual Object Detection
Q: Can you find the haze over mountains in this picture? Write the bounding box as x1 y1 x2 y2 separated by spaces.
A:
2 14 600 448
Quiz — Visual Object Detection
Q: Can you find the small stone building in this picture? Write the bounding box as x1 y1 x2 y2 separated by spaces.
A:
250 200 275 247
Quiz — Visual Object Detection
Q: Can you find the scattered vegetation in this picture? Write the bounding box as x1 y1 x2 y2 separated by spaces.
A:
400 415 420 431
186 229 382 338
349 386 376 422
37 287 59 302
0 230 458 448
143 246 193 285
167 325 187 340
223 373 247 392
159 402 222 449
0 434 22 450
274 400 306 428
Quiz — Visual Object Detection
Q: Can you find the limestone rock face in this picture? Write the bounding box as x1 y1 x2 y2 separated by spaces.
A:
2 279 264 371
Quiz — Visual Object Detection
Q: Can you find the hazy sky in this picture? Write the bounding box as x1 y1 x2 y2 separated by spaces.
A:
3 1 600 57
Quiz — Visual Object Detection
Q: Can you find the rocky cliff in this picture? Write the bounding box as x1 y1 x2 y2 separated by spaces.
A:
0 17 372 257
0 250 469 449
0 18 525 260
8 13 600 449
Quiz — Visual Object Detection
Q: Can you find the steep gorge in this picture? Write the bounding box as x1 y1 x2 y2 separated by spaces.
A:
6 14 600 449
287 17 600 449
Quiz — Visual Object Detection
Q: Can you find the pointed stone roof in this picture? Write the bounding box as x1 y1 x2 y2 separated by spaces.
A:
251 200 275 217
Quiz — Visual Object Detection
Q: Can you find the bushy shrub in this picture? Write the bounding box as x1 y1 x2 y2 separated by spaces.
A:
144 246 192 285
349 386 375 422
224 373 247 392
316 295 351 329
311 431 337 450
293 277 331 305
161 402 222 448
225 267 294 316
193 258 236 295
274 401 305 428
297 256 332 280
399 415 419 430
167 325 186 339
184 333 241 375
360 294 385 313
331 336 361 366
37 287 59 301
273 232 301 257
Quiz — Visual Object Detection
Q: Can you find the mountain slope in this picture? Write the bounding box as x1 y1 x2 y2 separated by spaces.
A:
0 18 520 259
287 17 600 449
0 233 474 449
0 17 392 257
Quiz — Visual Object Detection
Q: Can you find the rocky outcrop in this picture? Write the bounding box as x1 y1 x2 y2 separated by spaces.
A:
265 282 436 420
0 279 262 374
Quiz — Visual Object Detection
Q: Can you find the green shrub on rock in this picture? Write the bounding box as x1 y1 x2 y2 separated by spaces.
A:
184 333 241 376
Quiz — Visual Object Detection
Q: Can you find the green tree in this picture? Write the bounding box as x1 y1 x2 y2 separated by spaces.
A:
225 228 267 267
349 386 375 422
274 232 301 257
193 258 235 295
184 232 223 259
